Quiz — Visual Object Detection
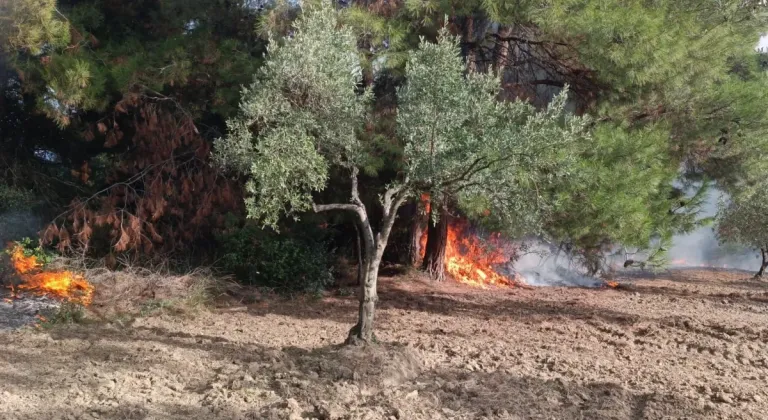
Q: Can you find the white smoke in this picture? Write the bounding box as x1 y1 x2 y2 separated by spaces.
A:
509 241 603 288
667 187 760 271
507 185 761 287
0 210 43 251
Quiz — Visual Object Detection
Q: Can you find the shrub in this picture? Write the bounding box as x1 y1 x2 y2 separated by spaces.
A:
217 222 334 294
0 184 35 212
7 237 55 265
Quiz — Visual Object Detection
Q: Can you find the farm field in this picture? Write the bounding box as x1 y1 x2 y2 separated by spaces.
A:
2 269 768 420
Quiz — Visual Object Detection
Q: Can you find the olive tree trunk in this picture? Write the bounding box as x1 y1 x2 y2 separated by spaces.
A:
353 223 364 285
314 169 408 345
408 200 426 266
422 201 449 281
757 247 768 279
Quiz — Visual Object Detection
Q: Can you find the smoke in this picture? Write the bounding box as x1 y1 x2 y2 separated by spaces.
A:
508 184 763 286
509 240 603 288
0 210 43 251
667 187 760 271
508 186 762 287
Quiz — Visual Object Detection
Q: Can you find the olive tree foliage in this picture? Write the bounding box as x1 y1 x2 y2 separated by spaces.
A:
717 187 768 277
399 37 588 231
215 4 367 229
401 29 588 278
216 3 588 344
716 136 768 277
715 87 768 278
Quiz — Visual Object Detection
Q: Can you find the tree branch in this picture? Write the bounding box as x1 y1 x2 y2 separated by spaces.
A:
313 203 362 213
442 157 487 187
350 167 364 207
379 190 409 249
528 79 566 87
381 175 410 218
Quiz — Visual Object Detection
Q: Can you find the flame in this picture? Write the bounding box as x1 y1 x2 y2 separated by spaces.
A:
9 246 94 306
418 193 430 260
670 258 731 269
418 194 521 288
421 193 431 215
421 218 520 288
444 221 518 288
604 281 619 288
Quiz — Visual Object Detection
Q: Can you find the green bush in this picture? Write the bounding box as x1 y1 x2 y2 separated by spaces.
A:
0 185 35 212
6 237 55 265
217 222 334 294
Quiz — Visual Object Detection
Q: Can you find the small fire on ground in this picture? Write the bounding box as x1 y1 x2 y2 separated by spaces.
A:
8 246 94 306
420 216 523 288
444 221 522 288
670 259 730 269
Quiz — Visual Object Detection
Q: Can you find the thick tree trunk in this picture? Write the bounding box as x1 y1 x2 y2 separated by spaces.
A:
346 216 378 345
0 54 8 119
757 247 767 279
466 16 477 72
408 200 426 266
353 223 364 286
494 26 513 74
422 201 449 281
347 214 401 345
315 169 408 346
409 219 423 266
346 249 382 345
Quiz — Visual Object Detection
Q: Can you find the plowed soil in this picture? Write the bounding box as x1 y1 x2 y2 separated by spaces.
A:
2 269 768 420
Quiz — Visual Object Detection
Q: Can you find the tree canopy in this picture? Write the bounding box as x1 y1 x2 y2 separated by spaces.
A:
0 0 767 324
215 3 590 341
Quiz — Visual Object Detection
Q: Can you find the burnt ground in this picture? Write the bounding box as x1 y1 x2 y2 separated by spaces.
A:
2 269 768 419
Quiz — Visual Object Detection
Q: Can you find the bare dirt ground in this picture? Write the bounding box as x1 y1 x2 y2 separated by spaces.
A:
2 268 768 420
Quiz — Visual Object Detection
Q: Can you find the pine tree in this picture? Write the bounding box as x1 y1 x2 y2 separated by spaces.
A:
543 124 705 274
1 0 268 257
393 0 768 275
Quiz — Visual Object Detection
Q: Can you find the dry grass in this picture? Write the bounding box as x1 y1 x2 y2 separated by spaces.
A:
46 255 236 321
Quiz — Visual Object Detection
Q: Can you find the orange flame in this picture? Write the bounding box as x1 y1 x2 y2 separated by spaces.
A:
418 194 520 287
604 281 619 288
9 246 94 306
421 193 431 215
421 218 520 288
445 221 516 288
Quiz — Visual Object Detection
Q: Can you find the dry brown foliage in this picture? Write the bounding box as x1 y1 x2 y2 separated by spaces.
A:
44 103 243 258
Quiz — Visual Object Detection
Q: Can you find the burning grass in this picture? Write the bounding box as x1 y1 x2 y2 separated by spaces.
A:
1 244 230 330
8 245 94 306
420 218 523 288
443 223 523 288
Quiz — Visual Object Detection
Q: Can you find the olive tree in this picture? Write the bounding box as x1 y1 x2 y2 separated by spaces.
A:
715 102 768 278
216 3 587 344
718 187 768 278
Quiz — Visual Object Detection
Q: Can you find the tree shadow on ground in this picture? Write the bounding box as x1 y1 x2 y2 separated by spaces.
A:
242 278 643 330
419 368 716 420
624 281 768 311
2 324 725 419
